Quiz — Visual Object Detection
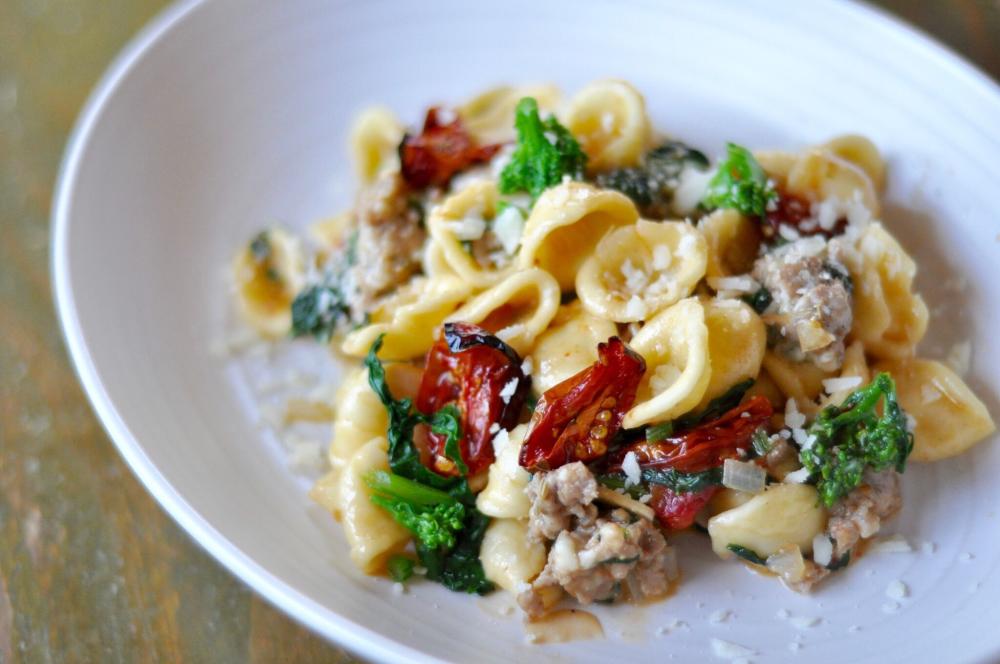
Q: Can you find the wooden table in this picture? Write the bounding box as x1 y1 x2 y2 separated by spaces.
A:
1 2 996 662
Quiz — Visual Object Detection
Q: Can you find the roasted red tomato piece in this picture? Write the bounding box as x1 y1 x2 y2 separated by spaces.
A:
608 395 773 474
650 485 719 530
519 337 646 472
399 107 501 189
416 322 528 477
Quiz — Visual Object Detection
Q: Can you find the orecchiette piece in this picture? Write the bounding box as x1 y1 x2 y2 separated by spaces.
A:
518 182 638 290
786 148 880 218
341 276 472 360
479 518 547 594
324 436 411 574
761 350 834 416
696 298 766 409
820 340 870 408
576 220 707 323
530 301 618 395
875 358 995 462
350 106 404 183
232 228 306 338
563 79 651 171
458 84 562 145
697 209 763 279
821 134 885 191
476 424 532 519
843 223 928 360
445 267 560 356
624 297 711 428
427 180 515 288
308 211 352 254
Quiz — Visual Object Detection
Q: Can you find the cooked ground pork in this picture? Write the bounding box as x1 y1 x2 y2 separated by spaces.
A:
346 172 426 311
827 468 902 559
518 463 678 617
752 238 853 372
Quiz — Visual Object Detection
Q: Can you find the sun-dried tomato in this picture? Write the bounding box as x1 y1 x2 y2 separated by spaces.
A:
416 322 528 477
519 337 646 472
399 108 501 189
763 190 846 239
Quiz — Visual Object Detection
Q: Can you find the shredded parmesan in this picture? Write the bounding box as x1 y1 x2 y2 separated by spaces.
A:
822 376 863 394
624 294 648 319
520 356 533 376
652 244 672 270
812 534 833 567
622 451 641 487
710 638 756 660
886 580 908 600
784 467 812 484
492 205 525 255
499 377 519 404
784 398 806 429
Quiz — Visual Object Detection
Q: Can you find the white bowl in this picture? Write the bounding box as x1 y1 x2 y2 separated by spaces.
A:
53 1 1000 662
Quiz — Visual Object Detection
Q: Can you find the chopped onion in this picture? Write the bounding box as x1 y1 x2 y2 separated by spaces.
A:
766 545 806 583
722 458 766 494
812 533 833 567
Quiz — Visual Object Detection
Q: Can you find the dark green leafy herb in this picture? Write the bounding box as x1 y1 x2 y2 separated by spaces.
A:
431 404 467 476
499 97 587 199
600 556 640 565
741 286 773 314
598 466 722 497
387 555 415 582
701 143 777 217
673 379 755 431
727 544 767 566
799 372 913 507
595 141 709 217
645 421 674 443
595 167 652 207
290 284 350 342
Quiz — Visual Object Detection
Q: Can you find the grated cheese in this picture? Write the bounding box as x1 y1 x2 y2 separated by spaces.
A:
521 356 533 376
622 451 641 487
710 638 756 660
822 376 862 394
621 257 649 293
653 244 673 270
812 534 833 567
885 580 908 600
492 205 525 255
707 275 759 294
784 398 806 429
867 534 912 554
499 377 519 404
784 467 812 484
624 294 648 319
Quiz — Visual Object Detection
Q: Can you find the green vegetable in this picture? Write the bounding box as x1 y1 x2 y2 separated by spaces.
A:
595 141 709 218
249 231 272 262
741 286 773 314
799 372 913 507
387 555 415 582
499 97 587 199
431 404 467 476
365 336 495 595
290 284 350 342
701 143 777 217
594 167 652 207
366 470 466 550
727 544 767 566
599 556 640 566
645 421 674 443
598 466 722 497
751 427 772 457
673 379 755 431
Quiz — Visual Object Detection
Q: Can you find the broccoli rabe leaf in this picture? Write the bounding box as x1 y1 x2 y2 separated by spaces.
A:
290 284 350 342
499 97 587 199
799 372 913 507
701 143 777 217
364 336 495 595
727 544 767 566
597 466 722 497
430 404 468 476
672 379 755 431
366 470 466 550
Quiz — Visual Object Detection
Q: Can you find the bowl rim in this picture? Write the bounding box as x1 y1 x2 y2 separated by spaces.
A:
49 0 1000 662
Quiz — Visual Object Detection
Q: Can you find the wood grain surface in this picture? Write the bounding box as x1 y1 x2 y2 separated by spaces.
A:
0 2 996 663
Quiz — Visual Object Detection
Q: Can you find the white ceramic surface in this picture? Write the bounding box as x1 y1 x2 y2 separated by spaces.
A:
52 0 1000 662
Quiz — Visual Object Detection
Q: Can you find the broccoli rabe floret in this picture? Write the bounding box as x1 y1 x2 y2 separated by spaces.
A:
499 97 587 199
799 372 913 507
365 470 467 550
701 142 777 217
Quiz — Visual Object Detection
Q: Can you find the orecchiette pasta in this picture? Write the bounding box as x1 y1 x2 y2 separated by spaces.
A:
477 425 532 519
458 84 562 145
576 220 707 323
875 358 995 462
530 301 618 395
562 79 651 172
349 106 404 183
427 180 514 288
761 350 833 416
843 223 928 360
479 518 547 593
821 134 886 191
624 297 711 428
341 276 472 360
232 228 306 338
697 209 762 279
786 148 880 217
820 340 870 408
696 298 766 409
445 267 560 355
518 182 638 290
332 436 411 574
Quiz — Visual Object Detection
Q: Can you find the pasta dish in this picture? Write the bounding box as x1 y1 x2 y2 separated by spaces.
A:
227 80 995 636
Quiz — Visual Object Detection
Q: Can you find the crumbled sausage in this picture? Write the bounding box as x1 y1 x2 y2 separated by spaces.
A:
752 238 853 372
827 468 901 559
